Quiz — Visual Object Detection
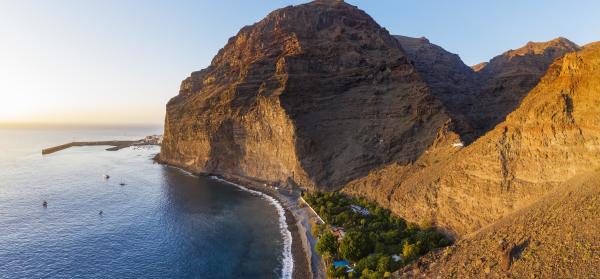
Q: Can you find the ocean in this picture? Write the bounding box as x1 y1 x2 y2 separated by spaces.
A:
0 125 290 279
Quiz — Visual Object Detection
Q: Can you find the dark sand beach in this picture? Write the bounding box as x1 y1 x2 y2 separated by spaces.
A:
154 156 317 279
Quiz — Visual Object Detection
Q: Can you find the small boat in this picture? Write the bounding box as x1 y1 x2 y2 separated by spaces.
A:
119 182 126 186
42 200 48 207
103 174 110 179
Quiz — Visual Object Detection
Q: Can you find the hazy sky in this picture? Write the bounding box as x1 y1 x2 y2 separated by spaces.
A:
1 0 598 125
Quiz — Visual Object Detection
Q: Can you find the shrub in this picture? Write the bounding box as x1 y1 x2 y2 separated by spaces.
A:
316 231 338 259
376 255 391 272
339 231 372 262
402 242 420 262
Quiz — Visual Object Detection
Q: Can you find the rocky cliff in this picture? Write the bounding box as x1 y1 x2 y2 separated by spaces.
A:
469 37 581 133
159 0 454 191
395 36 581 140
160 0 599 237
345 42 600 237
394 35 479 141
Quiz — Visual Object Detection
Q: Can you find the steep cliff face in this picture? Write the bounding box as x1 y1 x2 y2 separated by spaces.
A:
161 0 597 241
380 43 600 236
160 0 452 191
470 37 581 133
394 35 479 141
396 36 581 140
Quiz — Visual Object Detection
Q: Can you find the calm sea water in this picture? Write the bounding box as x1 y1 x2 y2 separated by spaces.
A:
0 126 288 279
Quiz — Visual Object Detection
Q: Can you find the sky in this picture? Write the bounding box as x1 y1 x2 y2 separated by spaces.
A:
1 0 598 126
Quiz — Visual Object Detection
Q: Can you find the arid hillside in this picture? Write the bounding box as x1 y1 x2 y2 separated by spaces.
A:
395 35 581 140
470 37 580 133
395 170 600 278
345 43 600 237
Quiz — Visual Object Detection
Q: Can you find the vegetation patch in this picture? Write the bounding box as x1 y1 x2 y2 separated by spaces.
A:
304 192 451 278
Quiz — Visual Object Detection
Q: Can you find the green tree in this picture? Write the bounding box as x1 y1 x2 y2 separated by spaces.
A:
335 211 351 226
334 266 348 278
311 222 325 237
376 255 391 272
327 264 337 278
360 268 383 279
339 231 372 261
402 242 420 262
316 231 338 259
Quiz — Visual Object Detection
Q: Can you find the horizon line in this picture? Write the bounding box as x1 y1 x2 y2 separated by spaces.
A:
0 121 164 129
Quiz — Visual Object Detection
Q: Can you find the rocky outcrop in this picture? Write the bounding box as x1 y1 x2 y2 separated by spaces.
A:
471 62 488 72
469 37 581 133
159 0 453 191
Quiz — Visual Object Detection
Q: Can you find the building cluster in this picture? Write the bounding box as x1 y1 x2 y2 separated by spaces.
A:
143 135 163 145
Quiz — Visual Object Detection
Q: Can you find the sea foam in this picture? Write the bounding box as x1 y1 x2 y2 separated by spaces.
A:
208 176 294 279
167 166 294 279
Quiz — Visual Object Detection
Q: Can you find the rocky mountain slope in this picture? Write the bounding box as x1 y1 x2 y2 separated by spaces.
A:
159 2 600 275
344 42 600 237
160 0 599 238
395 35 581 140
469 37 581 133
159 0 455 191
394 35 479 141
395 170 600 278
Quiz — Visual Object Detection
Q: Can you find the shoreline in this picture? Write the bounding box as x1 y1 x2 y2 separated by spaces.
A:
156 158 318 279
214 174 317 279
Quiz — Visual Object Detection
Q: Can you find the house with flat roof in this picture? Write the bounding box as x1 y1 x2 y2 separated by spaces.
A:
349 205 370 216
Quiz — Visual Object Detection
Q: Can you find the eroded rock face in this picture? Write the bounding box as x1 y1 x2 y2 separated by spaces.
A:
161 0 597 240
381 43 600 236
394 35 479 141
395 36 581 140
469 37 581 133
159 0 452 191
